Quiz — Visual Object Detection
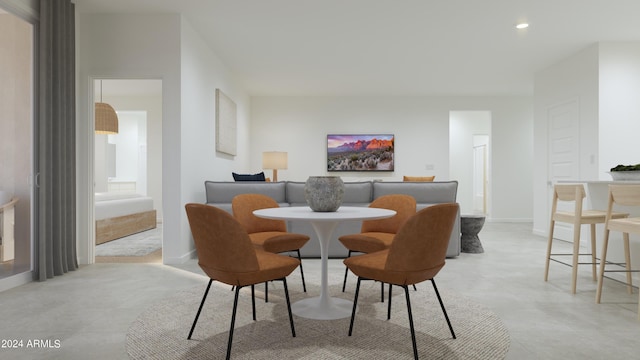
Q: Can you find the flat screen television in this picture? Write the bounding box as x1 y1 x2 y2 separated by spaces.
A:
327 134 394 172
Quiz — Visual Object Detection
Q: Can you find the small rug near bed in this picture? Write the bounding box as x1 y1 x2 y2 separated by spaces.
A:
95 225 161 257
126 277 510 359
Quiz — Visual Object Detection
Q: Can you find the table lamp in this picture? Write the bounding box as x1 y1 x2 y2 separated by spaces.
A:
262 151 287 182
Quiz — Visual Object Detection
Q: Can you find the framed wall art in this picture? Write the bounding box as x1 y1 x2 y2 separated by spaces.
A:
215 89 237 156
327 134 394 172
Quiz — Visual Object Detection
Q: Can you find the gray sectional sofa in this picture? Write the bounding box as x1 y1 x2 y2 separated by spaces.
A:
204 180 460 258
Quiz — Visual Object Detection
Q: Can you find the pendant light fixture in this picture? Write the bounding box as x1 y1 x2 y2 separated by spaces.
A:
95 80 119 134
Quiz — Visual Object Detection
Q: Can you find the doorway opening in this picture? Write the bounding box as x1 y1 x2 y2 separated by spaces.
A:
449 111 492 217
92 79 163 263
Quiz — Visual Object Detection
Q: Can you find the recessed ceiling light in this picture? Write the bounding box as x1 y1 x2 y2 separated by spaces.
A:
516 23 529 29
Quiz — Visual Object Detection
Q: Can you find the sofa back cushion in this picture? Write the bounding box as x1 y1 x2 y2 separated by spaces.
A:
342 181 373 204
285 182 307 205
205 181 287 204
286 181 373 205
373 181 458 204
286 181 374 205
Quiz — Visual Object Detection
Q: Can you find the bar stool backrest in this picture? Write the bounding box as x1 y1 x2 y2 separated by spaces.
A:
554 184 586 202
609 185 640 207
551 184 586 219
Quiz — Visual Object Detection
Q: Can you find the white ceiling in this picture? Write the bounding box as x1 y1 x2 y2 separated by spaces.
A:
74 0 640 96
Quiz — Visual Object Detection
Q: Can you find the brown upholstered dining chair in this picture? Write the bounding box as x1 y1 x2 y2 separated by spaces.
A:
344 203 459 360
339 194 417 293
185 203 299 360
232 193 310 299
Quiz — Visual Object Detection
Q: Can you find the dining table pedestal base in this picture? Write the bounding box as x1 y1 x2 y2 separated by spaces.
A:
292 296 353 320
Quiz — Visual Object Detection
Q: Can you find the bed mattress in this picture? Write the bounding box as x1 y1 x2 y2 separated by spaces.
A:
95 192 154 220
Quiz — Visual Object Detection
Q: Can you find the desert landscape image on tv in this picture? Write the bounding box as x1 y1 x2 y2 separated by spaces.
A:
327 134 394 171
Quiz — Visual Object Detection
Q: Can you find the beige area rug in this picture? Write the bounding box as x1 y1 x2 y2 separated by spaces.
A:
95 225 162 257
126 273 510 359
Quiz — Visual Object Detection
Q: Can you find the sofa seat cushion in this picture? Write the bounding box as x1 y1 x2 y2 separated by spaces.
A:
344 249 443 286
338 232 394 254
373 181 457 204
206 249 300 287
249 231 310 254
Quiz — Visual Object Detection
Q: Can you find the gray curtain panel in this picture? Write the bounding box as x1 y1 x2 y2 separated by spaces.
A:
37 0 77 280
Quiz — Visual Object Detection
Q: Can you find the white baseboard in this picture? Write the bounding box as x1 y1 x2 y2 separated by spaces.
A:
0 271 33 292
485 218 533 223
163 248 196 265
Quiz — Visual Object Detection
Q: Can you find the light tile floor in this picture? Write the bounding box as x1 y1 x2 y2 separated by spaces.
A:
0 222 638 359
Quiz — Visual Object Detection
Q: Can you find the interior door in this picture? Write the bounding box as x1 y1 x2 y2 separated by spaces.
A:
547 99 580 241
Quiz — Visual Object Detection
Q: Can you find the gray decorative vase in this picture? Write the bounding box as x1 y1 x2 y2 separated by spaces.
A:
304 176 344 212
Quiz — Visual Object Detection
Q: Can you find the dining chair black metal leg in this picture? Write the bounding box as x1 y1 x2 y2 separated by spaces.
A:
188 279 213 340
265 281 269 303
342 250 353 292
226 285 242 360
348 277 362 336
296 250 307 292
387 283 393 320
380 281 385 302
281 278 296 337
431 279 456 339
403 285 419 360
251 284 256 321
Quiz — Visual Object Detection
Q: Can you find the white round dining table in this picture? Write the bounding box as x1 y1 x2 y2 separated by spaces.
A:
253 206 396 320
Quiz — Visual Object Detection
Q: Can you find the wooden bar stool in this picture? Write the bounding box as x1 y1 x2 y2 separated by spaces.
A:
545 184 628 294
596 184 640 320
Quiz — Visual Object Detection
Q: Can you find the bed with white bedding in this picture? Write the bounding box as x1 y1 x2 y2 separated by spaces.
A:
95 192 156 245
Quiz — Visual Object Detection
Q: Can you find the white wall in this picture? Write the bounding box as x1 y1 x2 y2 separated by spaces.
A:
251 96 533 221
111 112 145 188
533 44 600 235
450 111 491 216
599 42 640 173
178 18 251 262
94 134 108 191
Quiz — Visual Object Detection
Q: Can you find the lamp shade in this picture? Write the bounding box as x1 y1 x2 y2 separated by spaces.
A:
95 102 119 134
262 151 288 170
